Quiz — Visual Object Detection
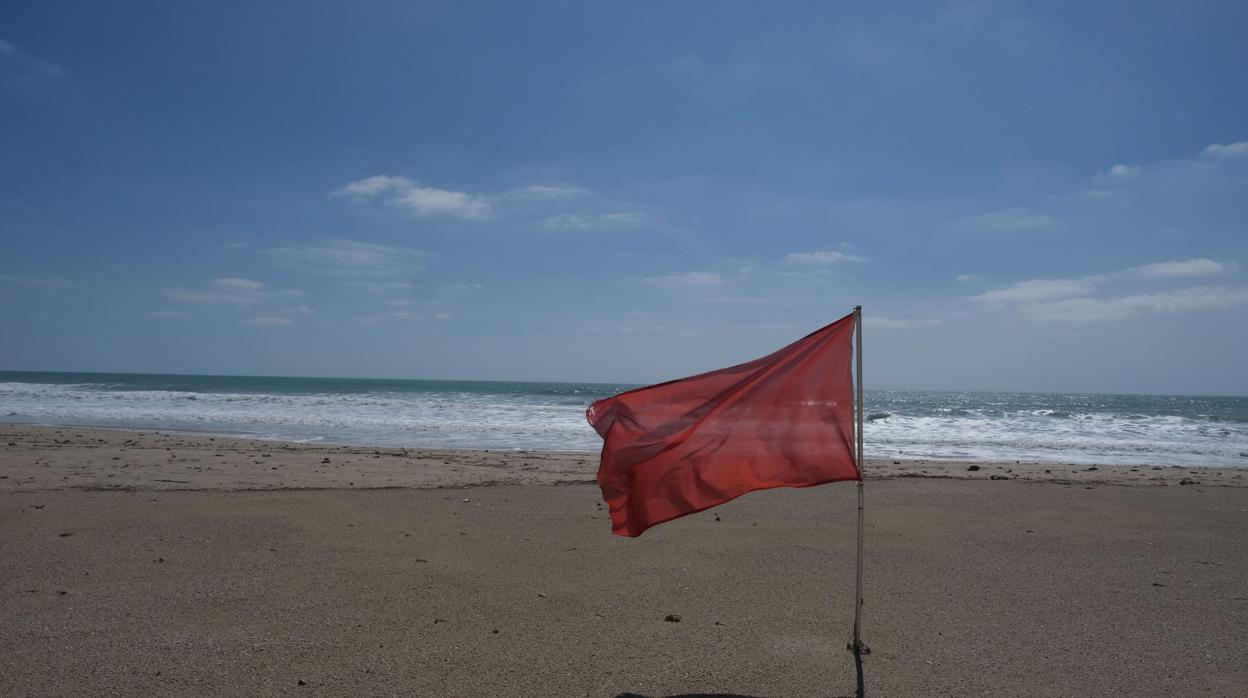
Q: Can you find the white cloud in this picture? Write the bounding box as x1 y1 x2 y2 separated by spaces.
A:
506 184 589 200
245 315 293 326
146 310 186 320
1125 258 1235 279
333 175 491 220
439 282 484 296
1023 286 1248 323
213 277 266 292
599 212 643 225
976 256 1244 323
784 250 868 265
270 239 426 278
541 213 593 231
0 38 65 76
955 274 975 283
964 208 1058 231
1201 142 1248 159
334 175 398 198
975 257 1236 306
1089 142 1247 189
541 212 644 231
163 277 301 305
351 280 418 295
390 186 491 220
433 312 453 320
975 277 1100 303
643 271 724 288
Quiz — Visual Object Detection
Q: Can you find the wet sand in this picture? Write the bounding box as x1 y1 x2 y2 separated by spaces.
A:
2 424 1247 696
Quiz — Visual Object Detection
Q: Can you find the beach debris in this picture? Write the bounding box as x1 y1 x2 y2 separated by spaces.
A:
866 412 890 421
990 474 1009 480
297 679 306 686
58 531 75 537
967 465 981 471
1086 466 1098 471
32 504 45 509
321 458 331 463
664 614 682 622
1179 479 1198 485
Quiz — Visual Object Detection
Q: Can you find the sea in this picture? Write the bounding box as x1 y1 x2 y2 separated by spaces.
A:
2 371 1246 468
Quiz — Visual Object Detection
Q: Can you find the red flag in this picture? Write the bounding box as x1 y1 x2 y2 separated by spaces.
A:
587 312 859 537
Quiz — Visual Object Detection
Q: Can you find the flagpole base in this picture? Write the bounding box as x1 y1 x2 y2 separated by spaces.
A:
846 640 872 654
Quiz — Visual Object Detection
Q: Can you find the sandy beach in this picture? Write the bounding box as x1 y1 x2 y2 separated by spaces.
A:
3 424 1247 696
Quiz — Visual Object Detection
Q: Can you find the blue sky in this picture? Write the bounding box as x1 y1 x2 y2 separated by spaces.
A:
2 1 1247 394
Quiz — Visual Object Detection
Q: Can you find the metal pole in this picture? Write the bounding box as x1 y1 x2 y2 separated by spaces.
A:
853 305 866 654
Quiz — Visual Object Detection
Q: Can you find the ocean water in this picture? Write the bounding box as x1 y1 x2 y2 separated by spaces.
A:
1 371 1246 467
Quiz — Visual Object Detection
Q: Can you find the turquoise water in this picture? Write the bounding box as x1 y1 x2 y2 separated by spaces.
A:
2 371 1246 466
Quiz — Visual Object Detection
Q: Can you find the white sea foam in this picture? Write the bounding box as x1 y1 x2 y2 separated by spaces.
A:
866 412 1246 466
0 381 597 450
2 380 1246 466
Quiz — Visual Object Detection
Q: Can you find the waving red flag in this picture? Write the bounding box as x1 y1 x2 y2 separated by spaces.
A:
587 312 859 537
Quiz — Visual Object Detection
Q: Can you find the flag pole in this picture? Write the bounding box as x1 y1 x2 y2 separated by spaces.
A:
851 305 868 691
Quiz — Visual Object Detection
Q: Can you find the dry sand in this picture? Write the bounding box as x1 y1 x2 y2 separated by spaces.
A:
2 424 1247 696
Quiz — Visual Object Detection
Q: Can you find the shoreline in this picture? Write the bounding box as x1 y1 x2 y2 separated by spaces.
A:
3 423 1244 492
